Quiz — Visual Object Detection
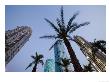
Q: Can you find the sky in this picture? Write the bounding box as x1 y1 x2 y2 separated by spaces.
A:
5 5 106 72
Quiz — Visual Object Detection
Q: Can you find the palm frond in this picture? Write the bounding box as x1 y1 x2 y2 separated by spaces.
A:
67 12 79 28
44 18 60 33
40 35 58 39
31 55 36 60
66 26 73 34
68 22 78 33
49 40 63 51
56 18 62 28
78 22 90 27
97 40 106 44
60 6 65 26
35 52 38 57
38 54 44 59
69 22 90 34
25 62 34 70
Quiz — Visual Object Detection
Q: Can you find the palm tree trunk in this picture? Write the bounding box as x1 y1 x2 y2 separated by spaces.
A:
63 37 83 72
32 63 37 72
65 67 68 72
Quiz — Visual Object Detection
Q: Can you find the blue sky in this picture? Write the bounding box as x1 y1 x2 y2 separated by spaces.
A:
5 5 106 72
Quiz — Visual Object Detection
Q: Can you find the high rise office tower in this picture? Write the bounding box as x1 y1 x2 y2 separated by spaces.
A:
44 59 55 72
74 35 106 72
54 40 68 72
5 26 32 65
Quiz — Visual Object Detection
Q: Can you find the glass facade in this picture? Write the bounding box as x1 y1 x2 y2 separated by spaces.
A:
44 59 55 72
54 40 68 72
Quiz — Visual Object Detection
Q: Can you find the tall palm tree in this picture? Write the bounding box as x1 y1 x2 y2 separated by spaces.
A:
40 6 90 72
56 58 71 72
83 61 95 72
25 52 44 72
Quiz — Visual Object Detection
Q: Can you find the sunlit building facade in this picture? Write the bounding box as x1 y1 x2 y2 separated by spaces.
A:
44 59 55 72
74 35 106 72
5 26 32 65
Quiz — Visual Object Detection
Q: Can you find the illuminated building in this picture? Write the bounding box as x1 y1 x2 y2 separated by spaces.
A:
74 35 106 72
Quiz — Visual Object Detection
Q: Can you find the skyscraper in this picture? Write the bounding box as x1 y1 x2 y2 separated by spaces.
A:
54 40 68 72
44 59 55 72
74 35 106 72
5 26 32 65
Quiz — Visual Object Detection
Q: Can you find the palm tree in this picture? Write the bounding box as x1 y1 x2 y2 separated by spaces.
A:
92 39 106 54
40 6 90 72
90 39 106 62
56 58 71 72
25 52 44 72
83 61 95 72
